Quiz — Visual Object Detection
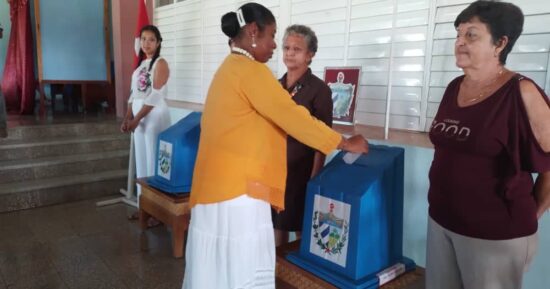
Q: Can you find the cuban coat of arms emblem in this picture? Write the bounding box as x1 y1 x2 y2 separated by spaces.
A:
309 195 351 267
158 140 172 180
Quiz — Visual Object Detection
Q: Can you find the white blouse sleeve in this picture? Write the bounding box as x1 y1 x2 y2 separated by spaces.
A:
143 87 164 106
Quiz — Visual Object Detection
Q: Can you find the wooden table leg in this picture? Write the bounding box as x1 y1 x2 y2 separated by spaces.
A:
139 208 150 231
171 215 188 258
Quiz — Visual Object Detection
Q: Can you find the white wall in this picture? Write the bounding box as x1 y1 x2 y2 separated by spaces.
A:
155 0 550 133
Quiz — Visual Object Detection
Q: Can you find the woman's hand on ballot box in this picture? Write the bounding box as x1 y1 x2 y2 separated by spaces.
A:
338 135 369 154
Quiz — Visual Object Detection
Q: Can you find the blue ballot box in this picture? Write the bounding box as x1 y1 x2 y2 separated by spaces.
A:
287 144 415 289
147 112 201 194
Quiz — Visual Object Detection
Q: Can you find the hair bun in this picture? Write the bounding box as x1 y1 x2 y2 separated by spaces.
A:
221 12 240 38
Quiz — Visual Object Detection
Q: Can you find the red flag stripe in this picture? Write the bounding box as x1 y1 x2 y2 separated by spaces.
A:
134 0 150 67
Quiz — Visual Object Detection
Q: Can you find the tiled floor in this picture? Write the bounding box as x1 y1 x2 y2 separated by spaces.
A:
0 112 425 289
0 197 426 289
0 198 185 289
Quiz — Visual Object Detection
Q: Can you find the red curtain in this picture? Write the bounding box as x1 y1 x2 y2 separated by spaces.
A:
1 0 35 114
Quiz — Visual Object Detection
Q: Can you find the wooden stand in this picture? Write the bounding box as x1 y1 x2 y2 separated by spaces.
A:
276 241 425 289
136 178 190 258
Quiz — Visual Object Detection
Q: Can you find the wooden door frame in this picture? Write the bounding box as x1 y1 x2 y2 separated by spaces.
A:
33 0 112 114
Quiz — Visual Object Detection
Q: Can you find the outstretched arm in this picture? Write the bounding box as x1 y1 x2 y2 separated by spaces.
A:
244 65 368 155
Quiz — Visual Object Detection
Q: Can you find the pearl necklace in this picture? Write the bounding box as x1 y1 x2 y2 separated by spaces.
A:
463 69 504 103
231 47 255 61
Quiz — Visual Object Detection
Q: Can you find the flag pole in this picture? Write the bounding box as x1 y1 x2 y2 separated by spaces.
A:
96 0 149 208
96 133 138 207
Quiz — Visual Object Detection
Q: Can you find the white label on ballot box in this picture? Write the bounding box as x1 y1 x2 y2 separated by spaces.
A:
309 195 351 267
158 140 173 180
377 263 406 286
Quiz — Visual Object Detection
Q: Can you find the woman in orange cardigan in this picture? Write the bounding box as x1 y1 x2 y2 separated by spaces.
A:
182 3 369 289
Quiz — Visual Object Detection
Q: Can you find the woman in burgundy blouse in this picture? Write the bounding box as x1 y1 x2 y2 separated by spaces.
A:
426 1 550 289
271 25 333 246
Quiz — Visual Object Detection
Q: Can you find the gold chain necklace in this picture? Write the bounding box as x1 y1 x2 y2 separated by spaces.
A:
463 69 504 103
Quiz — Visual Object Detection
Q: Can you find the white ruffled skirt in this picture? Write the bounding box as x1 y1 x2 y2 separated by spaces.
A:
182 195 276 289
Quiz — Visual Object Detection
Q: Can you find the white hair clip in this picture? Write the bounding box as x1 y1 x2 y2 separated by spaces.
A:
236 8 246 27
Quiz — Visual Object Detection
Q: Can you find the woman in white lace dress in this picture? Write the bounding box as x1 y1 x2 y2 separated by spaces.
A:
121 25 171 223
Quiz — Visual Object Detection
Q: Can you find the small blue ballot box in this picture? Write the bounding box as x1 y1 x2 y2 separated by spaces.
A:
147 112 201 194
287 144 415 289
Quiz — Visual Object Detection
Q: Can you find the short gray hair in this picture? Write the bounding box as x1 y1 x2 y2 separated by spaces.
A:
283 24 318 54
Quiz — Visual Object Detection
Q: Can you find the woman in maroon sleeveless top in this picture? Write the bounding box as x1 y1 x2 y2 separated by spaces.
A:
426 1 550 289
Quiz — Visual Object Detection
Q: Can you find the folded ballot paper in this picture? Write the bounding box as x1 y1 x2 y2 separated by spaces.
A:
342 152 362 164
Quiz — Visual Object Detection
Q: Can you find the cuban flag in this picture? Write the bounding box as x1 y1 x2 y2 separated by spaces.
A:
319 222 331 245
134 0 150 67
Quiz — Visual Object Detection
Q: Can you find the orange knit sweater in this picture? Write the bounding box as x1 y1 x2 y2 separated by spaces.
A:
189 54 341 210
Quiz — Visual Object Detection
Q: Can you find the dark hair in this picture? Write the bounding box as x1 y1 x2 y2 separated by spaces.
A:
221 2 275 39
136 25 163 71
454 0 523 64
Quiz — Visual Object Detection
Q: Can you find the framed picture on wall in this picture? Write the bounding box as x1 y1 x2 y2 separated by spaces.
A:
324 67 361 125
